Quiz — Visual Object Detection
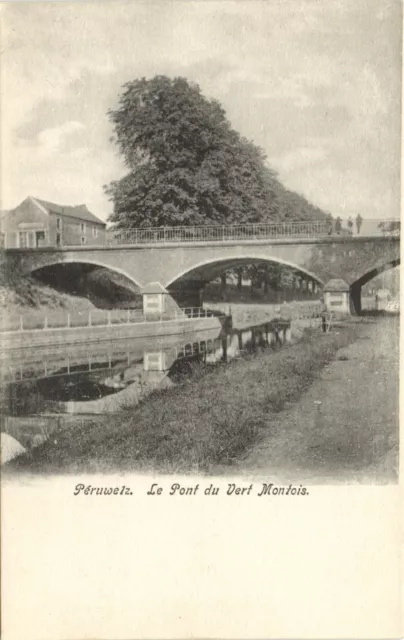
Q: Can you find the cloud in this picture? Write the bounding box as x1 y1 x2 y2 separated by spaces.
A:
1 0 401 220
35 121 86 156
271 146 328 172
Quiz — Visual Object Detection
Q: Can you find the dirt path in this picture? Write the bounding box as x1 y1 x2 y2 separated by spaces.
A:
231 316 399 483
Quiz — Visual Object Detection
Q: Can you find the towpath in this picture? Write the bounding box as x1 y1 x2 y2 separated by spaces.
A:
232 316 399 483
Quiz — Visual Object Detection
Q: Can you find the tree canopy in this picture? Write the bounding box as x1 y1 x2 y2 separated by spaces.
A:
105 75 330 228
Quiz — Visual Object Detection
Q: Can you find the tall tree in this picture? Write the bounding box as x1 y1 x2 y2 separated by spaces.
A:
104 76 278 228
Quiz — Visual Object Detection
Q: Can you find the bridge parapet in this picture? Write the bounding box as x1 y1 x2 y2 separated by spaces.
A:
105 219 400 245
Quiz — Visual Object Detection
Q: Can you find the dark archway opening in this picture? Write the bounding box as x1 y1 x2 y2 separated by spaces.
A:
350 259 400 315
168 258 322 308
32 263 142 309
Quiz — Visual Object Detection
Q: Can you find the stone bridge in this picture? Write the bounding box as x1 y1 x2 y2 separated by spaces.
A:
4 234 400 314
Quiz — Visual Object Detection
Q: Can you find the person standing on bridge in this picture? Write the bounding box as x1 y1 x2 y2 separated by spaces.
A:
356 214 363 235
335 217 342 235
347 217 353 235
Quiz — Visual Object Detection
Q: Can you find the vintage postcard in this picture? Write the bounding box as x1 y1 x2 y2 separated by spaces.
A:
0 1 402 638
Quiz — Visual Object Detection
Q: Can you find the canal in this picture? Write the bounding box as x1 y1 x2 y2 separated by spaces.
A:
1 317 292 453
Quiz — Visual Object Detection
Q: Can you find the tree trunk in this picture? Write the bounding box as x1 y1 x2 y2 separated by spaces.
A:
263 265 269 293
237 268 243 290
250 266 258 290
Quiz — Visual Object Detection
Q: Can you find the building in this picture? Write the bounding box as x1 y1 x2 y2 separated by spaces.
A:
0 196 106 248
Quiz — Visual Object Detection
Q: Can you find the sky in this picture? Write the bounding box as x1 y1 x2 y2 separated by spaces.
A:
1 0 402 222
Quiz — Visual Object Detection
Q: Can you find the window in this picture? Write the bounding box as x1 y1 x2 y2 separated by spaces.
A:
18 231 28 248
56 233 61 247
92 225 98 238
80 222 86 234
36 230 45 247
56 217 61 230
81 236 86 245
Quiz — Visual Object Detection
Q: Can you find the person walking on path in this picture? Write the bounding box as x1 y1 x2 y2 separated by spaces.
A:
320 297 328 333
347 217 353 235
356 214 363 234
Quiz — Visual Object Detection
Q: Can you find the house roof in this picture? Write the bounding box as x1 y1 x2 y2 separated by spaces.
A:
32 197 106 226
141 282 168 294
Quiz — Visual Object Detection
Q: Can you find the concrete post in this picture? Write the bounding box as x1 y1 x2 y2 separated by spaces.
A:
141 282 167 319
323 279 351 314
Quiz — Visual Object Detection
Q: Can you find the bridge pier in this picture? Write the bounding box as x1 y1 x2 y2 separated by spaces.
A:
141 282 184 318
349 284 362 315
323 279 351 315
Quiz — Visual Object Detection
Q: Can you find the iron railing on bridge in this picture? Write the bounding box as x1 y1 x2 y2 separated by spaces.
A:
105 219 400 245
106 221 331 244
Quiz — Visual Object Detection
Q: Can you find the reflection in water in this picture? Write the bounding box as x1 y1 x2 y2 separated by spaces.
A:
0 319 291 450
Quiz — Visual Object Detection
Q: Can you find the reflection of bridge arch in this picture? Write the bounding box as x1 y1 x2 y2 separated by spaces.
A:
30 259 142 290
165 254 325 289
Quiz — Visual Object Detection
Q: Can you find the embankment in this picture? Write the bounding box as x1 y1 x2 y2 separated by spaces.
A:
0 262 93 314
0 263 141 314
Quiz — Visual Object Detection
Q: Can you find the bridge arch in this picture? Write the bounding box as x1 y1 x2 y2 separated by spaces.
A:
350 258 400 315
351 257 400 290
30 259 143 308
29 258 143 290
165 254 325 289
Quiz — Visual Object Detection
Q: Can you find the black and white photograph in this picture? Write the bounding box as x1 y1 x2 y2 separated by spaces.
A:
1 0 400 482
0 1 402 637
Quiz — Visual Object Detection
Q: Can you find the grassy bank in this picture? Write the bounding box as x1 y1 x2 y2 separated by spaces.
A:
8 322 366 476
0 261 143 314
0 262 93 314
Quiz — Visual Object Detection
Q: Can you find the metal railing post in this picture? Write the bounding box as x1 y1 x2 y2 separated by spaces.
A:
88 312 92 327
67 313 70 328
44 315 48 330
20 316 23 332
